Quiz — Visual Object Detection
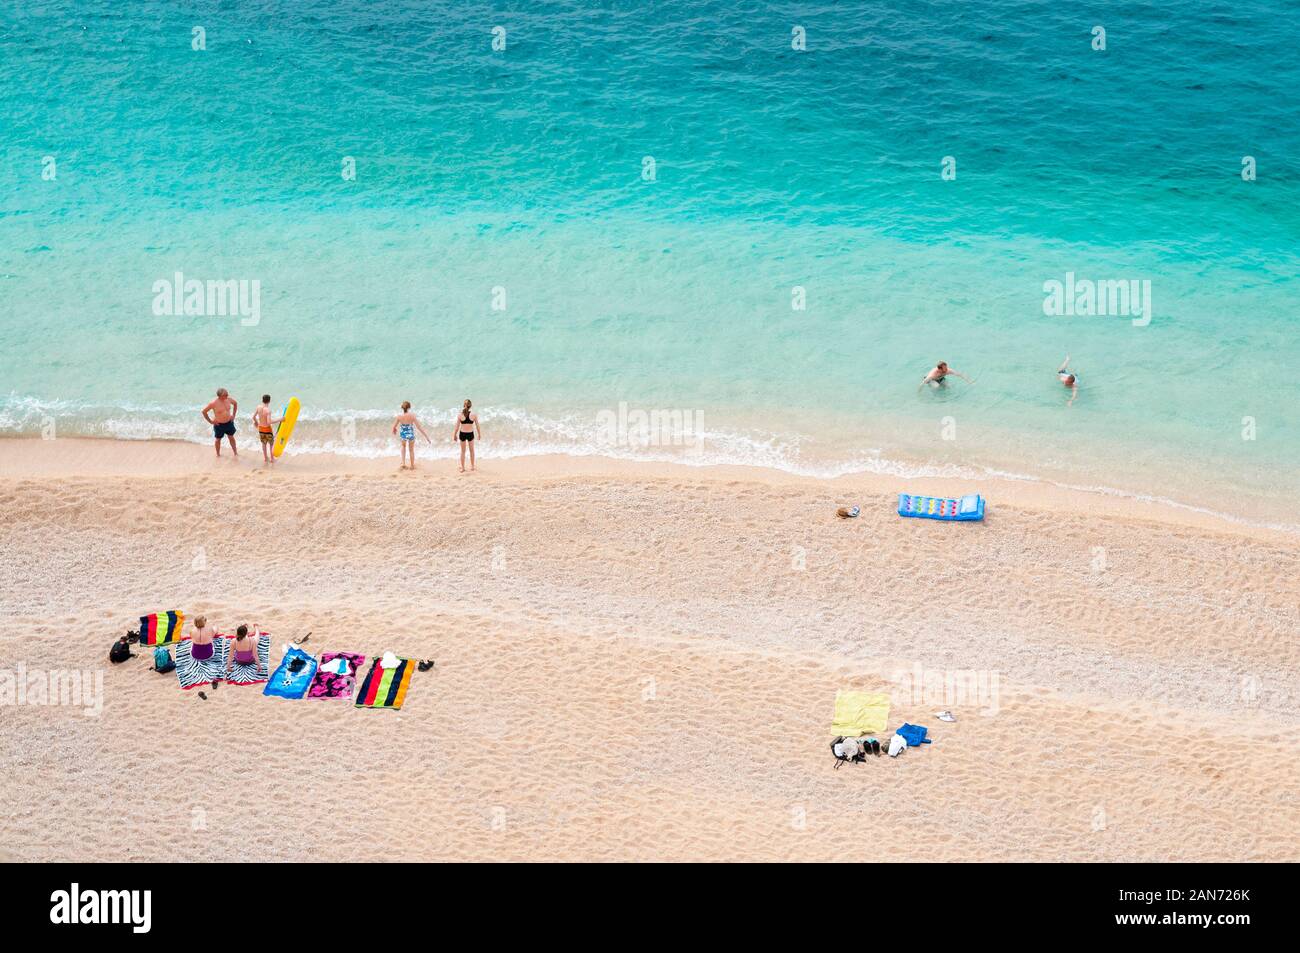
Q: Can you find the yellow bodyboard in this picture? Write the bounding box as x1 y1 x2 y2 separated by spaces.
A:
272 397 301 458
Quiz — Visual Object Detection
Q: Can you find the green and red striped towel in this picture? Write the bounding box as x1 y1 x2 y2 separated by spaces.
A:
355 656 415 710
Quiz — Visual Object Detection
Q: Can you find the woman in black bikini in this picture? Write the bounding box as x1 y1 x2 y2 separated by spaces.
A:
453 399 482 472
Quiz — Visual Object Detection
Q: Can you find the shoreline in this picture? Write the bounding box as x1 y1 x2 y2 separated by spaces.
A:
2 434 1296 541
4 383 1297 531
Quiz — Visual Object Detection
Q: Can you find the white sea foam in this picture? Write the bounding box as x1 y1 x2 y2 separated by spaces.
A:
2 395 1297 534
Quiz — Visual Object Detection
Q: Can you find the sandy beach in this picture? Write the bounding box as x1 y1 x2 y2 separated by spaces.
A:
0 437 1295 862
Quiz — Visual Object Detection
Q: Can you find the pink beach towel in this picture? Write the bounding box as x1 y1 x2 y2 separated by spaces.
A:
307 652 367 699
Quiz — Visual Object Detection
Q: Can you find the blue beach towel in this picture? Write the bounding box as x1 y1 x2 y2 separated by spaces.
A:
262 647 318 700
895 723 932 747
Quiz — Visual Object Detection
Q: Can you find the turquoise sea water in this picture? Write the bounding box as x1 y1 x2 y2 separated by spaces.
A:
2 1 1299 520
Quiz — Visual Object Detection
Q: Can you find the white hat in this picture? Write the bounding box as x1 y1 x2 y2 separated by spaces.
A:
380 650 402 669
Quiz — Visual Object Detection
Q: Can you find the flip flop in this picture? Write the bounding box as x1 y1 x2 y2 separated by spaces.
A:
198 691 208 700
417 659 435 672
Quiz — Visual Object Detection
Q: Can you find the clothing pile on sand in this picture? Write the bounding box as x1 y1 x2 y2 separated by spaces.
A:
829 690 943 767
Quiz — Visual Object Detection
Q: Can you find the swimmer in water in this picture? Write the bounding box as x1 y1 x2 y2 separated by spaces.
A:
918 361 973 393
1057 355 1080 406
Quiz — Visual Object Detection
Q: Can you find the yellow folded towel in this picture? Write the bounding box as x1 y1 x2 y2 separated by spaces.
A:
831 690 891 736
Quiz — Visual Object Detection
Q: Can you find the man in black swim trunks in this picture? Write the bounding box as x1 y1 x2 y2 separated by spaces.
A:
919 361 973 392
201 387 239 457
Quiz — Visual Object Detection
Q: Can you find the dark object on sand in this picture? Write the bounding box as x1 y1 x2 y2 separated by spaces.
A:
417 659 435 672
830 736 869 768
151 647 175 674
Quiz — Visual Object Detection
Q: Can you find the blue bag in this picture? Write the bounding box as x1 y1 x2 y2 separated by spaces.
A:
152 647 175 674
895 723 932 747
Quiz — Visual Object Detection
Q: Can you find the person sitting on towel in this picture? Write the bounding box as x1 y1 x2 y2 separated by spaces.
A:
191 615 217 664
226 624 265 676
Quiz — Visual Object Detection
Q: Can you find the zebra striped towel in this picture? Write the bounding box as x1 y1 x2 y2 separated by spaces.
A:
174 638 227 690
224 635 271 686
